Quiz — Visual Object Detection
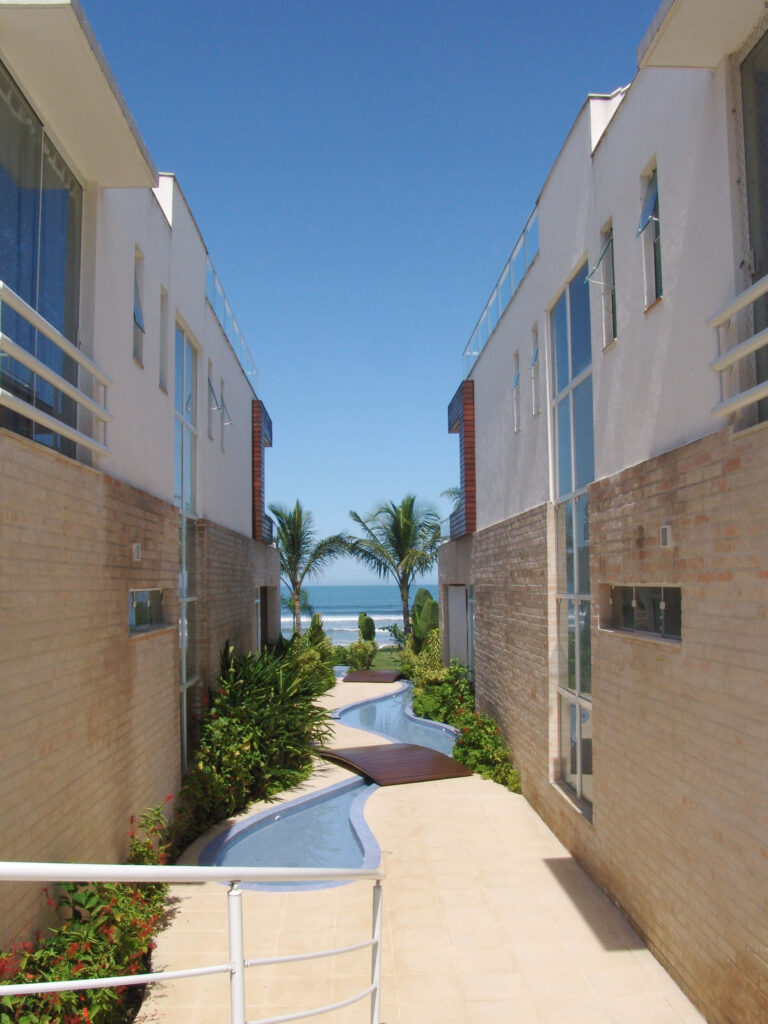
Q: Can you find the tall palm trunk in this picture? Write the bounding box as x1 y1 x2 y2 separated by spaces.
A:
400 581 411 635
292 590 302 635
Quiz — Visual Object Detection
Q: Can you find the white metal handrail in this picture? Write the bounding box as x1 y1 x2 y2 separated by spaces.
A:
0 280 111 456
708 270 768 418
0 861 385 1024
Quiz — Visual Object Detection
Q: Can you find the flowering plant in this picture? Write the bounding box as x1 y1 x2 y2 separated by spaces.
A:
0 803 170 1024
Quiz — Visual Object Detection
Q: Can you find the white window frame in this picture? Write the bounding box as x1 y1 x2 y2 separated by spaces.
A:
550 263 594 809
530 326 540 415
159 286 169 392
638 168 662 307
511 351 521 433
132 249 145 366
586 225 617 347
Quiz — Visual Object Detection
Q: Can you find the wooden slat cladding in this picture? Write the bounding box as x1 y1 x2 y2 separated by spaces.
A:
447 379 476 538
251 399 272 542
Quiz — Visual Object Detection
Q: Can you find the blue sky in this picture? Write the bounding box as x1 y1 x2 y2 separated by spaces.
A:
84 0 661 583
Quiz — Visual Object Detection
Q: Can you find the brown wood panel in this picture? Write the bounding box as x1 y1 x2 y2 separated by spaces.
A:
317 743 472 786
342 670 403 683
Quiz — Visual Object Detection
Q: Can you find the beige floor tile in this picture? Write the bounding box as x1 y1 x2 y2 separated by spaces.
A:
534 994 615 1024
467 998 541 1024
458 969 528 1002
135 680 706 1024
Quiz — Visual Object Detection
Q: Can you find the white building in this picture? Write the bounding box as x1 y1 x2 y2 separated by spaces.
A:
0 0 279 944
439 1 768 1021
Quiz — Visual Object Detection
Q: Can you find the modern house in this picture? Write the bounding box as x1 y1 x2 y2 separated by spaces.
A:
0 0 280 945
439 1 768 1021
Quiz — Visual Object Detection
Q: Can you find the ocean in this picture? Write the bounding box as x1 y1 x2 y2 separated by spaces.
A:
280 583 439 647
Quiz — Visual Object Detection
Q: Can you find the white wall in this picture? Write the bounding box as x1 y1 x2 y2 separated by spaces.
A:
89 176 258 538
467 61 744 529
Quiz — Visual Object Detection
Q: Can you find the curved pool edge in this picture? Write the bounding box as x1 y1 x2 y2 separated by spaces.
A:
332 679 459 747
197 776 382 892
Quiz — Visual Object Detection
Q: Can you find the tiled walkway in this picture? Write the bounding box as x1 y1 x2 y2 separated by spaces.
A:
137 682 706 1024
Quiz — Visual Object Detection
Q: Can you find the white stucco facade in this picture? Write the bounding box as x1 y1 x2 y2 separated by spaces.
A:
440 3 768 1021
91 177 257 537
469 61 746 534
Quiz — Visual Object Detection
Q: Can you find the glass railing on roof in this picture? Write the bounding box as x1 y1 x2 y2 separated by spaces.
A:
463 206 539 377
205 255 259 394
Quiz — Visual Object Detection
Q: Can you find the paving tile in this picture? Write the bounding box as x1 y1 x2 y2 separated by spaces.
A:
137 680 706 1024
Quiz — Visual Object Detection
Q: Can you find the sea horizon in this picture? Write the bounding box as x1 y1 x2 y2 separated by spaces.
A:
280 582 438 646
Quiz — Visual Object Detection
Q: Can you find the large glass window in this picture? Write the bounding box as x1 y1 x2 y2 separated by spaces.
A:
175 325 198 770
0 59 82 456
551 261 594 807
741 32 768 422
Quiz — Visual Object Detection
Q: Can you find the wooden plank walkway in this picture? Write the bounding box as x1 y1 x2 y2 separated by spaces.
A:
316 742 473 786
342 669 403 683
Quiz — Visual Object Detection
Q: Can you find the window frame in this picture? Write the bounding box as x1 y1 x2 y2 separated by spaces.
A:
586 226 617 347
132 250 145 367
550 261 594 808
603 585 682 641
638 169 662 307
511 351 521 433
129 588 165 634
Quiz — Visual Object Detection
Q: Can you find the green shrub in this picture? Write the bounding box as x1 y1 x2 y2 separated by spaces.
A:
411 658 473 723
332 644 350 665
0 804 171 1024
452 709 521 791
345 638 377 671
401 629 447 687
411 657 521 793
357 611 375 641
169 617 334 855
410 588 440 653
381 623 406 649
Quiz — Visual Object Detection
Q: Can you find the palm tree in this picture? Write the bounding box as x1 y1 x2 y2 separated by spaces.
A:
269 500 348 635
347 495 441 636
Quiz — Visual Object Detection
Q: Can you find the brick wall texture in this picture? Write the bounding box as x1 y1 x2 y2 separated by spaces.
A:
0 429 281 948
0 430 180 946
466 422 768 1024
196 517 280 685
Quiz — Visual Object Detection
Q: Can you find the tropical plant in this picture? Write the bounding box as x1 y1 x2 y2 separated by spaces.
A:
411 658 521 793
357 611 375 641
382 622 406 649
169 620 335 855
346 638 377 671
347 495 441 635
441 486 462 515
410 587 440 653
0 803 171 1024
269 500 348 635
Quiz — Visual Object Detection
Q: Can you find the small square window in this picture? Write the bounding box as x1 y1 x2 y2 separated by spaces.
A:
605 584 681 640
129 589 164 633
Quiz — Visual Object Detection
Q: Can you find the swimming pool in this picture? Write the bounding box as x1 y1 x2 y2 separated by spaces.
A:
199 776 380 890
333 681 457 755
199 680 458 887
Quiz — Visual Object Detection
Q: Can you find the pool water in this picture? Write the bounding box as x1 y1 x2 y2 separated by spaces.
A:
334 682 456 756
199 681 458 887
200 777 379 889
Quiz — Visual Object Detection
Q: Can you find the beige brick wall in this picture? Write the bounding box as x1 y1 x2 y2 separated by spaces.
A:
0 429 180 946
587 422 768 1024
464 421 768 1024
469 505 556 815
196 518 280 687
